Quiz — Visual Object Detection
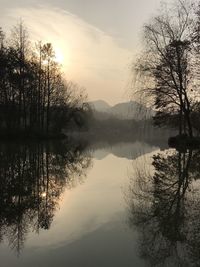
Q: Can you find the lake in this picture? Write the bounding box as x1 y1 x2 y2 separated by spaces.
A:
0 133 199 267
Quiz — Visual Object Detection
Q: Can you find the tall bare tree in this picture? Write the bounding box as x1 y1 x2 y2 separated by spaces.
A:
134 0 199 137
0 23 90 137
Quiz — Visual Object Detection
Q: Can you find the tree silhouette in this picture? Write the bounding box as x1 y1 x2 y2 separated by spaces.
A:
0 140 92 255
127 148 200 266
0 23 90 137
134 1 200 137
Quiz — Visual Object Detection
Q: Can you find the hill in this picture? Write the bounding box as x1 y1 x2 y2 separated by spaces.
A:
88 100 153 120
88 100 111 112
110 101 153 120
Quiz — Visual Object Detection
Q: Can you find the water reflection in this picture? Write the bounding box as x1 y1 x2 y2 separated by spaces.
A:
127 148 200 266
0 141 91 255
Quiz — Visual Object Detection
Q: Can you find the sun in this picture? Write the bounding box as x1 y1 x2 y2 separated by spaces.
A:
55 47 64 64
53 44 70 71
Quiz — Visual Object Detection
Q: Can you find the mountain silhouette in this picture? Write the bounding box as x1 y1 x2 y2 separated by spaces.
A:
88 100 111 112
89 100 154 120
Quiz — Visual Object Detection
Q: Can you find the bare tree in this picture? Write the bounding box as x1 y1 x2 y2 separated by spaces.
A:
0 23 90 137
134 0 199 137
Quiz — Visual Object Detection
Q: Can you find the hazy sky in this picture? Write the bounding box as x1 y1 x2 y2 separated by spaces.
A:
0 0 170 104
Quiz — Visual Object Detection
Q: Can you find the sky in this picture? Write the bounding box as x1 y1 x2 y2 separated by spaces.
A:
0 0 170 104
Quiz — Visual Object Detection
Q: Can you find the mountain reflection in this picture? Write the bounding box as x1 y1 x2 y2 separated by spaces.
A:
0 140 91 255
127 148 200 267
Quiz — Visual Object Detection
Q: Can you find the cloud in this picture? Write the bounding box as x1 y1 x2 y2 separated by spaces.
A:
0 5 133 104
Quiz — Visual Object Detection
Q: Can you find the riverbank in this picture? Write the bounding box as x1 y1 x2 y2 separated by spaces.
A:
0 130 67 141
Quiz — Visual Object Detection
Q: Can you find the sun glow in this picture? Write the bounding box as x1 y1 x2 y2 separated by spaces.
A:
55 47 65 64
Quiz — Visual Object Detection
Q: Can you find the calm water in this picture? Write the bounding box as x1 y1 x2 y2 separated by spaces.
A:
0 136 199 267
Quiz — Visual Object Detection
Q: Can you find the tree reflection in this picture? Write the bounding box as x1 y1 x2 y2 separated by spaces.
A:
0 140 91 255
127 148 200 266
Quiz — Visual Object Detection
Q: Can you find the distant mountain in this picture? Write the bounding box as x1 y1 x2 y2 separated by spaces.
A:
88 100 154 120
93 141 159 160
110 101 153 120
88 100 111 112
